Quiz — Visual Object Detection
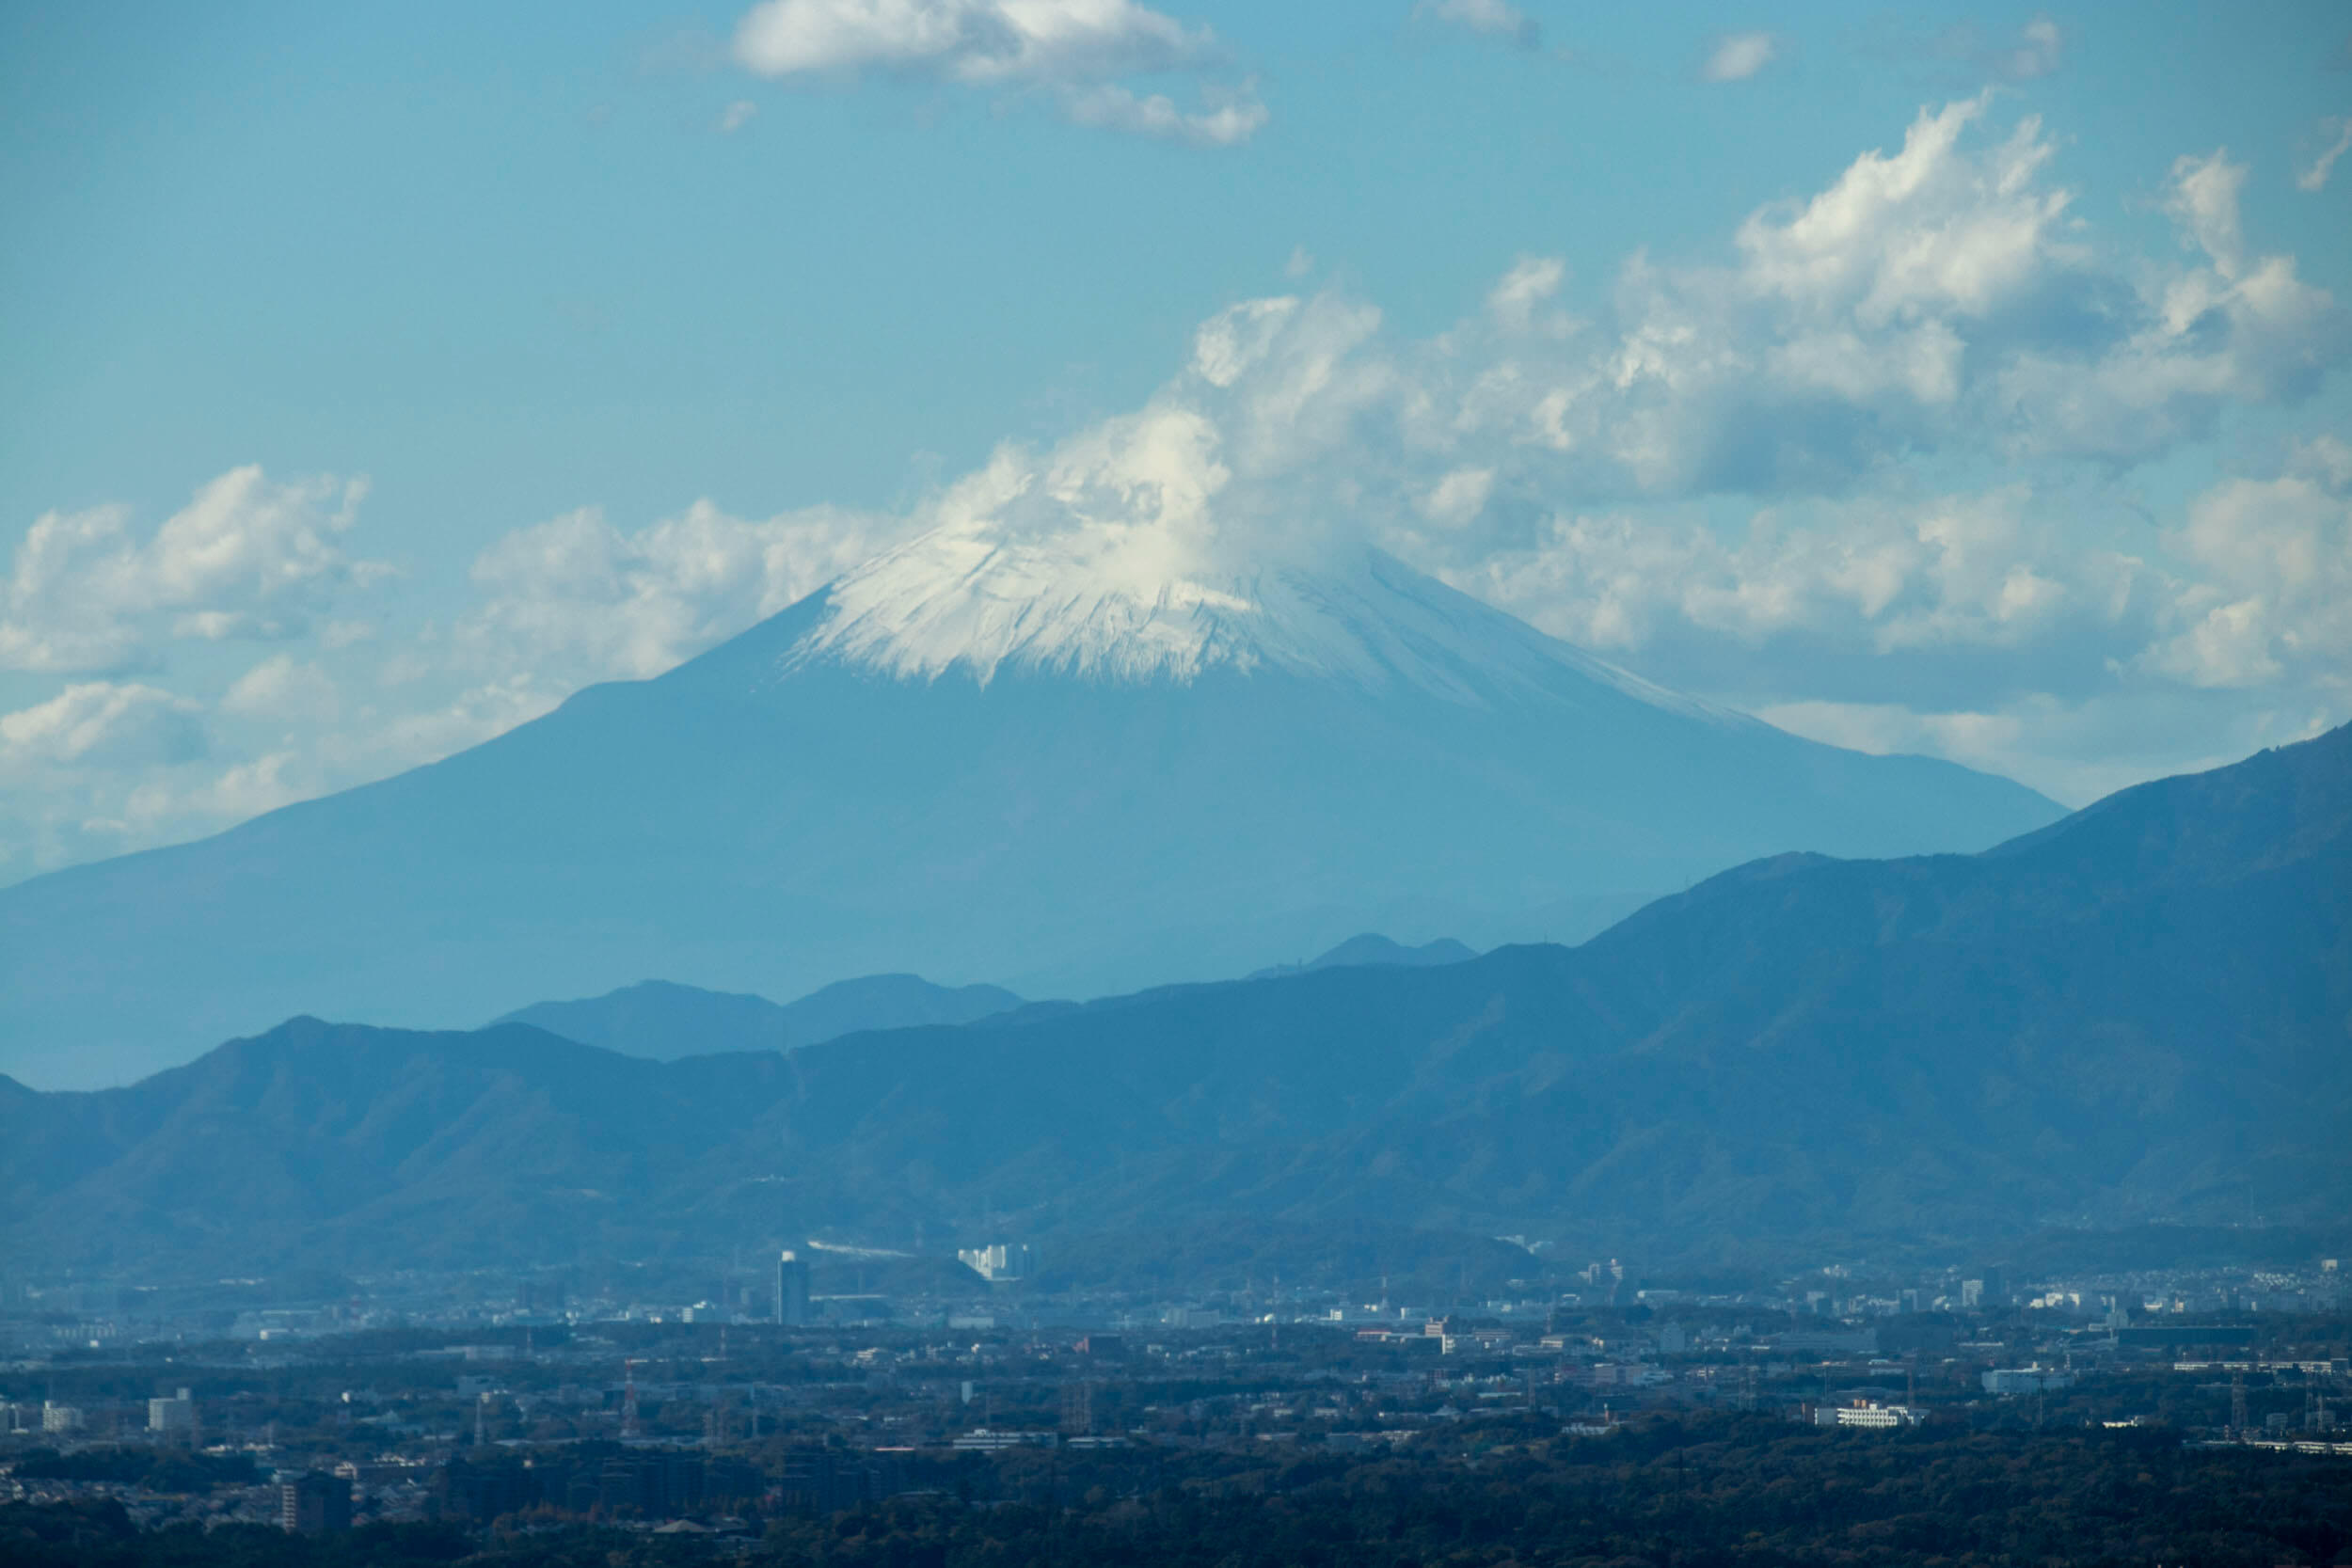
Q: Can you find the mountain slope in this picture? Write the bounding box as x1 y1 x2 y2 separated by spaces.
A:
492 974 1026 1061
0 1019 796 1272
0 543 2058 1088
2 725 2333 1275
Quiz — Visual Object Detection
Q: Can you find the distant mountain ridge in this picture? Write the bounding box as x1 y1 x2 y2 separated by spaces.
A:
501 942 1469 1061
1 725 2336 1277
1248 933 1478 980
0 537 2058 1089
493 974 1026 1061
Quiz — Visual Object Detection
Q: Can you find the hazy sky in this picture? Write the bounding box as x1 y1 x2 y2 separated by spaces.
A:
3 0 2349 883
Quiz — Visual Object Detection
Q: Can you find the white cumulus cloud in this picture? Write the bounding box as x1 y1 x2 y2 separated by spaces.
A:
1732 99 2068 321
2144 472 2352 689
1992 149 2342 463
0 682 211 878
0 467 378 674
460 498 906 688
731 0 1263 144
1424 103 2344 485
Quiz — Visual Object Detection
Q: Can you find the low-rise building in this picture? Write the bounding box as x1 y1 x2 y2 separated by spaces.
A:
1816 1401 1925 1429
1982 1366 2074 1395
951 1427 1057 1451
148 1390 195 1436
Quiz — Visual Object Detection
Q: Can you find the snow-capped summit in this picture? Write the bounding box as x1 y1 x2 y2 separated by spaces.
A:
788 522 1725 721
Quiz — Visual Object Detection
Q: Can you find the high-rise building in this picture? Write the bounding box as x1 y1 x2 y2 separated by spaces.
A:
280 1471 352 1533
776 1249 810 1327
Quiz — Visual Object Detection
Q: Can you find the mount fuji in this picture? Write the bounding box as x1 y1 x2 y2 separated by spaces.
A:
0 530 2060 1087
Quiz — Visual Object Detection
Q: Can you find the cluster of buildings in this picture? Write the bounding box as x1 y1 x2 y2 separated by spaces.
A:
955 1244 1037 1283
3 1246 2344 1528
8 1252 2338 1357
1 1293 2344 1545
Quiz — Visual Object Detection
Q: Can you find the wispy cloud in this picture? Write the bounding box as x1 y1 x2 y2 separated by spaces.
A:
719 99 759 133
2298 117 2352 192
1061 79 1266 148
1414 0 1541 51
1702 31 1777 82
1987 15 2062 80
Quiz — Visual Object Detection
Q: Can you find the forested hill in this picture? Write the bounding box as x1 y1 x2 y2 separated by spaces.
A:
0 725 2343 1277
6 1417 2349 1568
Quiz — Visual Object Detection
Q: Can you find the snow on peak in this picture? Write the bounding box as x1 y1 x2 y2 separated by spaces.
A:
785 519 1731 721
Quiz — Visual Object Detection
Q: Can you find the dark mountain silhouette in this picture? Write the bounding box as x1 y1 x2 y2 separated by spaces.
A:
491 974 1025 1061
0 545 2056 1090
1 725 2337 1278
1247 932 1479 980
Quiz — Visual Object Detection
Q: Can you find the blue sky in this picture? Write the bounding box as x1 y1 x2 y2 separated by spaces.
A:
2 0 2348 881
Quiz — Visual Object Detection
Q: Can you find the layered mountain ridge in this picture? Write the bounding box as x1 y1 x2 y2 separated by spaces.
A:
0 535 2058 1089
0 723 2338 1277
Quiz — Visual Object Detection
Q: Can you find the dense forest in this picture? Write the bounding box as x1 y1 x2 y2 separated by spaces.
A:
7 1414 2350 1567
